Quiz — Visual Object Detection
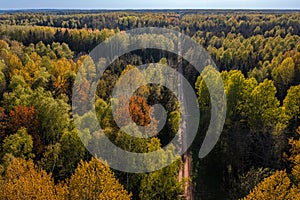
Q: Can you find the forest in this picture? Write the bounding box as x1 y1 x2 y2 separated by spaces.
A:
0 10 299 200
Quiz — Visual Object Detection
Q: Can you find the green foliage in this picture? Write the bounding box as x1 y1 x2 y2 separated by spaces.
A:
58 129 87 178
284 85 300 124
139 159 183 200
95 97 113 129
38 143 61 174
38 129 87 180
195 66 221 111
3 87 71 144
168 111 180 134
2 127 34 159
272 57 295 87
0 60 7 95
8 75 27 90
245 79 280 131
221 70 246 119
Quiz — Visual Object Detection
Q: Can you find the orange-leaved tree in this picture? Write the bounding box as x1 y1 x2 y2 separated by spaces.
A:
7 105 43 155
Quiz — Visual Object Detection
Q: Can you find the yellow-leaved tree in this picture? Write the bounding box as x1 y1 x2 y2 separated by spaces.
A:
0 158 67 200
68 158 132 200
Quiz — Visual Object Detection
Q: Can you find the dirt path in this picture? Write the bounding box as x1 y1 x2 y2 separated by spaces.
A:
179 150 193 200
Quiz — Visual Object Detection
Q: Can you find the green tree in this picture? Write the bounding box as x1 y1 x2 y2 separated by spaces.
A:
7 105 43 155
58 129 87 179
221 70 246 119
283 85 300 126
139 159 183 200
245 79 280 131
95 97 113 129
273 57 295 86
272 57 295 99
0 60 7 96
3 87 71 144
2 127 34 159
38 143 61 175
167 111 180 135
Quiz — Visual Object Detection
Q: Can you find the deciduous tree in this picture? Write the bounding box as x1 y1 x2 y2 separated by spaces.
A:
68 158 131 200
0 158 67 200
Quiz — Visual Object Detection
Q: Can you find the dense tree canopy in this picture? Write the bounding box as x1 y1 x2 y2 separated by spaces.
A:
0 10 299 200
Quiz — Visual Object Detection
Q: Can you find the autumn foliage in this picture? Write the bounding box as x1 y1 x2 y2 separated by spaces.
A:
7 106 43 155
68 158 132 200
0 158 131 200
0 158 67 200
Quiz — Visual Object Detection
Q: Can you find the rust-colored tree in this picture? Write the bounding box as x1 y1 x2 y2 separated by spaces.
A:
114 96 153 126
7 106 43 155
129 96 151 126
114 95 159 136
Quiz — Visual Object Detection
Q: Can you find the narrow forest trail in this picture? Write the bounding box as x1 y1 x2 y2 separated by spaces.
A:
177 13 194 199
179 151 193 200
